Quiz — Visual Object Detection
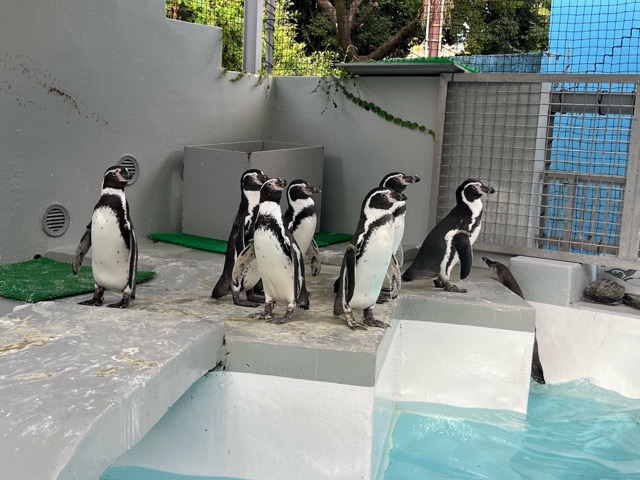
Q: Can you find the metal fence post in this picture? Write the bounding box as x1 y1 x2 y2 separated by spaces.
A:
243 0 264 74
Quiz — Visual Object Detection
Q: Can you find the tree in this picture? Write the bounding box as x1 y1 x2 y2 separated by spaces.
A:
291 0 426 61
442 0 550 55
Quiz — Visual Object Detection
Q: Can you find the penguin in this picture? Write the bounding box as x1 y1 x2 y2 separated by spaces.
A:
402 178 495 293
250 178 309 324
378 172 421 300
212 169 269 307
482 256 546 384
334 187 407 330
283 179 322 276
72 165 138 309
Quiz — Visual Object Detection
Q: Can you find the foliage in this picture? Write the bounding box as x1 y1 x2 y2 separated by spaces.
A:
442 0 551 55
291 0 425 61
313 74 435 139
166 0 336 75
268 1 339 76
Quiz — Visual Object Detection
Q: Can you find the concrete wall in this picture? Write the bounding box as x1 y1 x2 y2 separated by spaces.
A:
269 76 439 248
0 0 269 264
0 1 439 264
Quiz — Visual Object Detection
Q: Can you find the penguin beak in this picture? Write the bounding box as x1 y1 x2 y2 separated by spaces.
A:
403 175 421 184
391 191 407 202
118 168 133 182
482 256 495 267
259 173 269 184
481 184 495 194
305 185 322 195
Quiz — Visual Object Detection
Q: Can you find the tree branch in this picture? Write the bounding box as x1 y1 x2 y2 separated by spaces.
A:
347 0 364 25
316 0 337 25
354 2 378 28
359 18 421 61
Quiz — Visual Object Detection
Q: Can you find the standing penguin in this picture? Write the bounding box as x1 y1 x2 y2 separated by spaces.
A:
72 165 137 308
212 169 269 307
334 187 407 330
402 178 495 292
250 178 309 324
482 257 546 384
378 172 421 300
283 179 322 276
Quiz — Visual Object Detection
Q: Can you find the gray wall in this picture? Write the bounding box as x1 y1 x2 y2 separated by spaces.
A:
0 0 439 264
0 0 269 263
269 76 439 247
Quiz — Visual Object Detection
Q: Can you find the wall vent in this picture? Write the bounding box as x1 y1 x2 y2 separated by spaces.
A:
42 204 70 237
118 154 139 185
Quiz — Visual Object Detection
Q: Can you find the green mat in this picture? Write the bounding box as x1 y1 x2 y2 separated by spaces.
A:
0 257 155 303
149 231 352 253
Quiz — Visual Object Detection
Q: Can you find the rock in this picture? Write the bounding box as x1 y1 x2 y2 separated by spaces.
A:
584 279 625 304
622 294 640 309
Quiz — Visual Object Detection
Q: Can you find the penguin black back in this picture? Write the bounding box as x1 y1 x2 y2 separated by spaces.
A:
212 169 268 303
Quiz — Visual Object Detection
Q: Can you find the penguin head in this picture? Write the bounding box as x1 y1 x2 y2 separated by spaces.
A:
363 187 407 213
260 177 287 203
287 179 321 204
482 256 498 271
457 179 495 205
241 169 269 193
102 165 132 189
380 172 421 193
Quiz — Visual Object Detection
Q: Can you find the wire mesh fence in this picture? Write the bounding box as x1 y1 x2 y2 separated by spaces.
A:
437 74 640 268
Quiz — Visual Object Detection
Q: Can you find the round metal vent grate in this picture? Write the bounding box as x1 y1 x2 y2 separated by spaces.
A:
118 154 139 185
42 204 70 237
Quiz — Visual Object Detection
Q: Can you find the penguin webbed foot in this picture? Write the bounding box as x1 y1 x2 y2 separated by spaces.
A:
78 287 105 307
250 301 275 320
345 311 367 331
376 293 390 304
268 306 295 324
78 298 104 307
232 291 261 308
434 278 467 293
107 297 129 308
363 308 389 329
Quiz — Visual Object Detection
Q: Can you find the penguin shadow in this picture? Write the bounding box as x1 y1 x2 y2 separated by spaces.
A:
482 256 546 385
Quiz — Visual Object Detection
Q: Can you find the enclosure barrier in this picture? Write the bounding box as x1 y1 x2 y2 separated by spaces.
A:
433 73 640 269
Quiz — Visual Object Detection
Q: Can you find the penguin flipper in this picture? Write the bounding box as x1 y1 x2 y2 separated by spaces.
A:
453 232 473 280
72 223 92 274
127 227 138 299
333 244 357 316
212 217 243 298
232 243 257 290
306 239 321 276
531 335 546 384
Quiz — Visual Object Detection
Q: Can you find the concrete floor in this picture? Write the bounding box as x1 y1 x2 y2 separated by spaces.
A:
0 238 529 480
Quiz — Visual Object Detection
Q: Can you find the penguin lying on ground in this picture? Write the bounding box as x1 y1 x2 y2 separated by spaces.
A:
212 169 269 307
378 172 421 301
249 178 309 324
283 179 322 277
72 165 138 308
334 187 407 330
482 256 546 384
402 178 495 292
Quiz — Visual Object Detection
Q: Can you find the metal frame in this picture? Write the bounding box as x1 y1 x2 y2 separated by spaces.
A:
434 73 640 269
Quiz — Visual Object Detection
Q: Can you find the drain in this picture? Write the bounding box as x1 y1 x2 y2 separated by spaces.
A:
42 204 70 237
118 154 139 185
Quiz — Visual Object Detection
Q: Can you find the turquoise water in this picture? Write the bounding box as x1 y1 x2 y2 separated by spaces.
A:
384 380 640 480
102 381 640 480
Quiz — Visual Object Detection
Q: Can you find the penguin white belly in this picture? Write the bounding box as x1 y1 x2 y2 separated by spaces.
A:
351 227 393 309
254 229 295 303
293 216 316 253
91 207 130 291
392 215 405 252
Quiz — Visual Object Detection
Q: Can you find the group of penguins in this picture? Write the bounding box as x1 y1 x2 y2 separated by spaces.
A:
72 165 545 383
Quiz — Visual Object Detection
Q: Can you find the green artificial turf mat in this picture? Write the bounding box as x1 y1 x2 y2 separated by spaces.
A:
0 257 155 303
149 231 352 252
149 232 228 253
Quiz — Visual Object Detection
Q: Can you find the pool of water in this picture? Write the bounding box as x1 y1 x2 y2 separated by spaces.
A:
383 380 640 480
